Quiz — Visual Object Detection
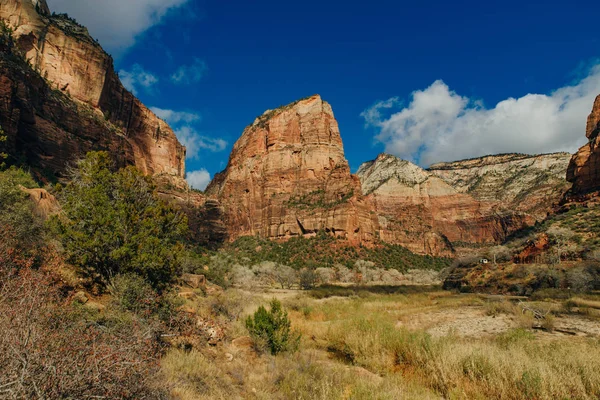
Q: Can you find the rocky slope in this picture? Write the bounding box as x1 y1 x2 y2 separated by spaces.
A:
206 95 377 244
0 0 185 180
567 94 600 195
429 152 572 220
357 153 571 256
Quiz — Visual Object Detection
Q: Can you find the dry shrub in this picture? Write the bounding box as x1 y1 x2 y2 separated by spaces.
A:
0 266 167 399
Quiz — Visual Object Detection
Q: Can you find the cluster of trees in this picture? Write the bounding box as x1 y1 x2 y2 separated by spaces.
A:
0 152 194 398
49 152 188 290
216 232 451 275
192 254 441 290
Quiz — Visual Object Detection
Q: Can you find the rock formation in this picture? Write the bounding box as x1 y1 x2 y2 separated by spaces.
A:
0 0 185 180
429 153 572 220
206 95 377 244
567 94 600 195
20 185 60 219
357 153 571 256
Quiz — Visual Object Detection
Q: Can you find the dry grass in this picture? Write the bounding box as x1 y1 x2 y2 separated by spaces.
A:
163 288 600 400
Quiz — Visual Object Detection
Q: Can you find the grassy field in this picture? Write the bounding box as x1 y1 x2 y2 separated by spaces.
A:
162 286 600 399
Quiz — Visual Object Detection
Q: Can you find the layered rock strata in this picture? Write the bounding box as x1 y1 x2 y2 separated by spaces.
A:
1 0 185 179
206 95 377 244
429 152 572 220
357 153 571 256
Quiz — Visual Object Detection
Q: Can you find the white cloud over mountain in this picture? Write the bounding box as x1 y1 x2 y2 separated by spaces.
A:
119 64 158 95
362 65 600 166
149 107 227 159
175 127 227 159
171 58 208 84
47 0 189 53
186 169 211 191
150 107 201 124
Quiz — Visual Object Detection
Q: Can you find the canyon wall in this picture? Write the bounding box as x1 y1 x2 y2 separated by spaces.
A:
0 0 185 180
567 94 600 195
206 95 377 244
357 153 571 256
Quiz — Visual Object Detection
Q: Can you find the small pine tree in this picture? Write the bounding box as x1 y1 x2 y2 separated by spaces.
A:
245 299 300 355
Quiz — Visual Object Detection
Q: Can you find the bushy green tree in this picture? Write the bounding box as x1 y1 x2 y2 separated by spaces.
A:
50 152 188 290
246 299 300 355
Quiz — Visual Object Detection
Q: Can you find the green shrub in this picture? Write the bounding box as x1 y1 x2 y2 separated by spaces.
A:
245 299 300 355
0 167 43 268
50 152 188 290
108 273 186 328
108 273 158 314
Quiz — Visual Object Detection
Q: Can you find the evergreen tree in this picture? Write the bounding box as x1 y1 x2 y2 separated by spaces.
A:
50 152 188 290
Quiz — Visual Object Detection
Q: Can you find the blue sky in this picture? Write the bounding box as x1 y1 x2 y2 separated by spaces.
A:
47 0 600 189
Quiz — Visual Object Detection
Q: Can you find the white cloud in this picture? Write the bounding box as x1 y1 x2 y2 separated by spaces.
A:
150 107 201 124
175 126 227 159
171 58 208 84
118 64 158 95
362 65 600 166
149 106 226 158
47 0 189 53
186 169 211 191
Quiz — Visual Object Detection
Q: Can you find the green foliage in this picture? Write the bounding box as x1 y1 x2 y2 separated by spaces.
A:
224 233 451 272
0 167 38 235
286 189 354 210
0 19 28 66
108 273 185 326
0 167 42 267
246 299 300 355
50 152 188 290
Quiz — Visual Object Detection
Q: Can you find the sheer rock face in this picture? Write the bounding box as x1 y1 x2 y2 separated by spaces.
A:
206 95 377 244
0 47 135 178
0 0 185 180
567 95 600 194
357 153 571 256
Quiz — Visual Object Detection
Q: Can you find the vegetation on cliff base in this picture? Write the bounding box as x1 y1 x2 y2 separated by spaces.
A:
50 151 188 290
222 232 452 272
0 167 44 269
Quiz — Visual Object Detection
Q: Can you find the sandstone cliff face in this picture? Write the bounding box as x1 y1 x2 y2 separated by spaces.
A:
0 39 135 177
1 0 185 179
429 153 572 220
567 95 600 195
357 153 570 256
206 95 377 244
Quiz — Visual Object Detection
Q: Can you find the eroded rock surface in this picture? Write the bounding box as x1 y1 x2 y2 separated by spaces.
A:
206 95 377 244
357 153 570 256
1 0 185 180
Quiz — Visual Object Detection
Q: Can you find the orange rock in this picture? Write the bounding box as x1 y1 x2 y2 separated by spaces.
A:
19 186 60 219
1 0 185 182
206 95 378 245
567 95 600 194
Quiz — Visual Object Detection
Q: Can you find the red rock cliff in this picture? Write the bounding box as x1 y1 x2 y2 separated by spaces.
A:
357 153 570 256
206 95 377 244
0 0 185 179
567 94 600 194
